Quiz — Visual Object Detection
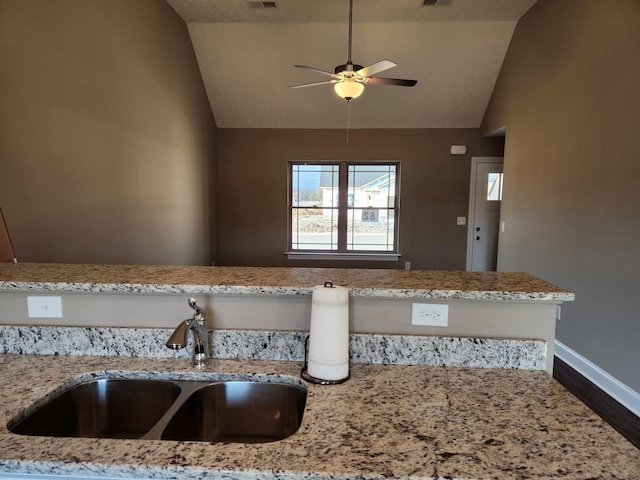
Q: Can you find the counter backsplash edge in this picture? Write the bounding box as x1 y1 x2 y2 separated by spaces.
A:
0 325 546 371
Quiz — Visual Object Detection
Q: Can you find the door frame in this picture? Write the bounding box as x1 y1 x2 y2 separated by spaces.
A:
0 207 17 263
465 157 504 271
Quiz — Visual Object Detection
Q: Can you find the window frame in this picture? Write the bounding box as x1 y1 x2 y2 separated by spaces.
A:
287 161 401 260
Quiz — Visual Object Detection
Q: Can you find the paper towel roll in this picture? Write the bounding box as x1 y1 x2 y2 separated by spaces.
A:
307 283 350 381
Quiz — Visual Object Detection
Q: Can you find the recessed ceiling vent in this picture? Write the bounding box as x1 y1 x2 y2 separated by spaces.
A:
246 1 278 8
422 0 453 6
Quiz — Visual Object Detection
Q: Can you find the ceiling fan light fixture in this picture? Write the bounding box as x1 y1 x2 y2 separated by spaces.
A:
334 80 364 101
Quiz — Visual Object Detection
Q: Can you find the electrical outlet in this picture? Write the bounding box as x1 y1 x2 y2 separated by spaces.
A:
27 296 63 318
411 303 448 327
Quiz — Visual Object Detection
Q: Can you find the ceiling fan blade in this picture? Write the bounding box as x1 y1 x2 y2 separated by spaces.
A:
365 77 417 87
294 65 337 77
357 60 396 77
288 80 338 89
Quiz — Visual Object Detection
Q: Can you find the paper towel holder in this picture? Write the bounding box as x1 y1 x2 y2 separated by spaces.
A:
301 336 350 385
301 281 351 385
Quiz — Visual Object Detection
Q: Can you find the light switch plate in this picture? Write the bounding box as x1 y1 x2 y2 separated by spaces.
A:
27 296 63 318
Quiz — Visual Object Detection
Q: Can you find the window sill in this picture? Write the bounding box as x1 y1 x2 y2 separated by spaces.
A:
285 252 400 261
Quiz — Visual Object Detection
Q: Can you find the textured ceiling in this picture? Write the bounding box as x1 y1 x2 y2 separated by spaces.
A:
165 0 537 129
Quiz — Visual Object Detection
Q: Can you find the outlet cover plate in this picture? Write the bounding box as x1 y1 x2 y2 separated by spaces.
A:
27 296 63 318
411 303 448 327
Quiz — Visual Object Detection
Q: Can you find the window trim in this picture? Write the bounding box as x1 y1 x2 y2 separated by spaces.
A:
285 252 401 261
287 161 401 259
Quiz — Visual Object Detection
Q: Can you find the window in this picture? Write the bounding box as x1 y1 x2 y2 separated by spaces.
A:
289 162 400 257
487 172 503 201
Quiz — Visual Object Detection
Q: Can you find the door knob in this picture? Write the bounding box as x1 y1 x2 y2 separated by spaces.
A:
476 236 480 240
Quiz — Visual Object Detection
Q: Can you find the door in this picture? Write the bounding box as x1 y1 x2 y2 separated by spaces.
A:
466 158 503 271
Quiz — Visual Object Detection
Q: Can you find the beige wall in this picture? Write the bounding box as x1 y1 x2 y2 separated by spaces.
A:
0 1 503 270
0 0 216 265
482 0 640 391
216 128 503 269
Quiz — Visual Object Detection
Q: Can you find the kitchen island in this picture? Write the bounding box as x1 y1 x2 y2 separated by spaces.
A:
0 263 574 373
0 262 575 375
0 354 638 480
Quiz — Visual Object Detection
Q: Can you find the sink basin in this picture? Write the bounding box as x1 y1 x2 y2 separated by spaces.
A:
161 381 306 443
9 377 307 443
9 379 182 439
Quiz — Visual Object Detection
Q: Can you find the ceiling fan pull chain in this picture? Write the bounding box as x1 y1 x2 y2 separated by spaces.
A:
346 101 352 143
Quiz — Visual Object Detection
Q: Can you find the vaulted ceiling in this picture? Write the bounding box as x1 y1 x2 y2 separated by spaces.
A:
165 0 537 129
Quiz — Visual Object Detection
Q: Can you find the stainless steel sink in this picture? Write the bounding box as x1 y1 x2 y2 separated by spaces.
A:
9 377 307 443
161 381 307 443
9 379 182 439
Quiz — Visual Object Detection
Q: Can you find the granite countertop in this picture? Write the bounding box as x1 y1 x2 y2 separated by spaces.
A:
0 354 638 479
0 263 574 302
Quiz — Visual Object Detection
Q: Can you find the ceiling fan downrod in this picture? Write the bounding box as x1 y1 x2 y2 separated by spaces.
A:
347 0 354 66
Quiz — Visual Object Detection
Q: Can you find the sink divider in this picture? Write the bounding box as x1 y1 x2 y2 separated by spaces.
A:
139 381 212 441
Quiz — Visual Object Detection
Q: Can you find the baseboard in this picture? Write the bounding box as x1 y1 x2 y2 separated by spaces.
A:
554 341 640 417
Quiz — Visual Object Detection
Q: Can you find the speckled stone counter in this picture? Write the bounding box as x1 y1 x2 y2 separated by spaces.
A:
0 325 548 370
0 263 574 302
0 354 638 479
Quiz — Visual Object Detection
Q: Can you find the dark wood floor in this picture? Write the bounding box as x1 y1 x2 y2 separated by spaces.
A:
553 357 640 450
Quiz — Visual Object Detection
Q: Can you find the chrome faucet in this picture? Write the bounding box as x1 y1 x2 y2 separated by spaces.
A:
166 297 210 367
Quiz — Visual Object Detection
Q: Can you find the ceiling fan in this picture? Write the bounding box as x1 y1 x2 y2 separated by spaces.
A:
288 0 418 102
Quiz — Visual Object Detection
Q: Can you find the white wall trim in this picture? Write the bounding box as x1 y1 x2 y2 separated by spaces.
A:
286 252 400 261
555 340 640 417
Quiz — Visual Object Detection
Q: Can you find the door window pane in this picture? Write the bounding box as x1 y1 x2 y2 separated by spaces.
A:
487 173 503 201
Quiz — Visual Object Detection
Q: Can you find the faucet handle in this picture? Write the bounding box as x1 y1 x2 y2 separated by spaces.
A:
188 297 205 316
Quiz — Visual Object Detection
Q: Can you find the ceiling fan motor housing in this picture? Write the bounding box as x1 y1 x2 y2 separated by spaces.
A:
334 63 363 75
